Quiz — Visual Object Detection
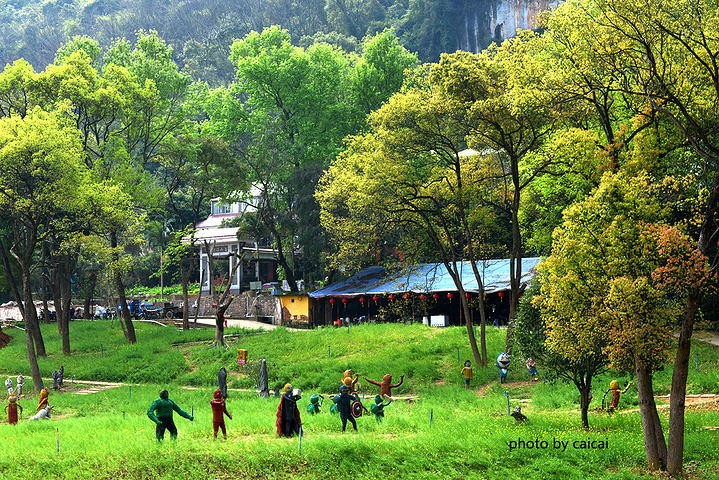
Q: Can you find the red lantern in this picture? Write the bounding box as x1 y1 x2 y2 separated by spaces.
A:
432 293 439 301
403 294 409 300
389 294 395 301
372 295 379 303
447 293 453 300
342 298 348 304
419 294 426 301
465 293 470 300
329 298 335 305
360 297 365 304
498 291 505 302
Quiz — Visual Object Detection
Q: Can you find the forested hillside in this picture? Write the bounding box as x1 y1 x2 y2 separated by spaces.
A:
0 0 560 85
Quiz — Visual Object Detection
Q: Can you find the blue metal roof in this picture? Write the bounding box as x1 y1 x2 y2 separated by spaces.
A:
309 257 542 298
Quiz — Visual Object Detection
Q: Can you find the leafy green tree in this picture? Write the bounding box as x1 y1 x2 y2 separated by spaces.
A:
318 74 510 367
204 27 363 291
157 134 247 329
535 170 678 445
0 107 86 390
352 28 417 115
429 35 558 351
546 0 719 472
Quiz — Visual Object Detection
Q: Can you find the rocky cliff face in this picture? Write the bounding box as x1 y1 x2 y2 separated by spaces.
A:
455 0 562 53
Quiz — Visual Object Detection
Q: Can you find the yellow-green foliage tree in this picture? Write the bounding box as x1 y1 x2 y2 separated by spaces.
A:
537 171 674 434
0 107 88 390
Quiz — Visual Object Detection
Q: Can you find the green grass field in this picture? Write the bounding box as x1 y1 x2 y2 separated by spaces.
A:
1 321 717 479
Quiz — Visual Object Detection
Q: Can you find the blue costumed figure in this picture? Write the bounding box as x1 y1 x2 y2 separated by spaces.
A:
370 394 392 422
496 352 510 384
337 384 359 432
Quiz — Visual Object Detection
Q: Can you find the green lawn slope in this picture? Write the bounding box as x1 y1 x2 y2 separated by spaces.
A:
0 321 717 479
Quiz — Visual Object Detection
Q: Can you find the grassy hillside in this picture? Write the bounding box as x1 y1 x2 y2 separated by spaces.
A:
0 321 717 479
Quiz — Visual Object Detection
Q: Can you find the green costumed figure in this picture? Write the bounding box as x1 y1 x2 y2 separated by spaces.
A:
147 389 194 442
306 394 323 414
370 394 392 422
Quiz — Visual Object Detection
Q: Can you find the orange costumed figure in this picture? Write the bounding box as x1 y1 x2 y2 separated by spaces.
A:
210 389 232 438
362 373 404 398
607 380 633 412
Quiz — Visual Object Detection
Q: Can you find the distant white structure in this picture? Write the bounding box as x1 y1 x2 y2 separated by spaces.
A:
194 195 278 294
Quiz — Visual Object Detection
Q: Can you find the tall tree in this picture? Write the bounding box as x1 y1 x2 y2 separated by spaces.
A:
430 34 558 352
318 76 509 367
206 26 362 290
0 107 86 391
552 0 719 472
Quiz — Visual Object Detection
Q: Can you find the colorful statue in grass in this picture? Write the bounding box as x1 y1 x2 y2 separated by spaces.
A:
5 394 22 424
526 358 538 382
607 380 633 413
52 370 60 390
496 352 510 384
37 388 49 411
461 360 472 389
511 405 528 424
363 373 404 398
370 394 392 422
336 384 360 432
275 384 302 437
29 405 53 421
5 378 12 396
218 366 228 399
210 388 232 439
147 389 194 442
342 370 360 389
306 394 324 415
16 375 24 397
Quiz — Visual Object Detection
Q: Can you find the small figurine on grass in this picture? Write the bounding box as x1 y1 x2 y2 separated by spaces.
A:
275 384 302 438
496 352 511 384
341 370 359 392
363 373 404 398
306 394 323 415
5 378 12 396
29 405 53 421
37 388 49 411
370 394 392 422
16 375 24 397
607 380 633 413
526 358 538 382
5 394 22 424
510 405 528 424
218 366 228 399
461 360 472 389
147 389 194 442
210 388 232 439
52 370 60 391
336 384 360 432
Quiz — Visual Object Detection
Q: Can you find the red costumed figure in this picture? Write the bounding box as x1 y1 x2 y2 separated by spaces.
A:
37 388 49 411
5 394 22 424
275 384 302 437
210 388 232 438
607 380 633 413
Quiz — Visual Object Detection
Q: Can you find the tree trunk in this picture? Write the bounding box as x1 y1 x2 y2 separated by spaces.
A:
635 355 666 470
577 376 592 429
22 264 46 357
83 271 97 319
111 231 136 344
666 289 699 475
461 295 483 369
25 323 43 393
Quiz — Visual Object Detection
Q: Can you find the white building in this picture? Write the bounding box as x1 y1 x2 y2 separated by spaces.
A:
194 197 278 294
